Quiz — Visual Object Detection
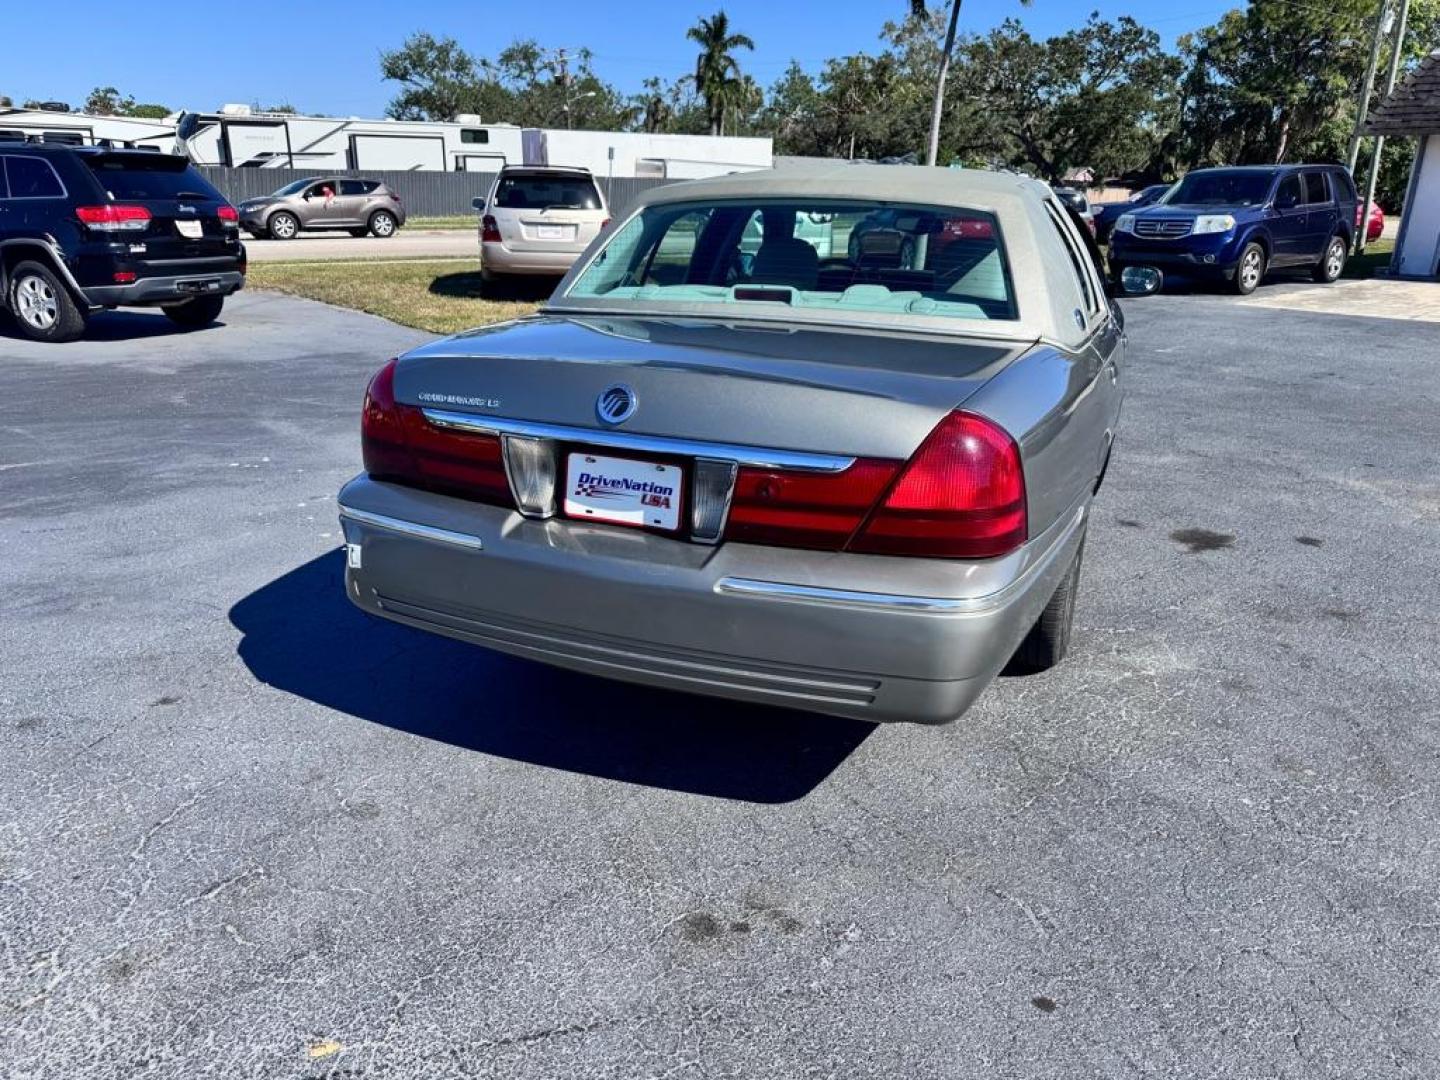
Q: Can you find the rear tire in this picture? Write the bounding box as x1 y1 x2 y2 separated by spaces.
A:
1008 534 1085 674
369 210 397 238
1313 234 1347 283
7 260 87 343
1231 242 1265 295
163 295 224 328
267 211 299 240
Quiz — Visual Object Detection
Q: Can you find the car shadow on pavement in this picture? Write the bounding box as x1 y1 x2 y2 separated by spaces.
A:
230 550 876 803
0 310 225 343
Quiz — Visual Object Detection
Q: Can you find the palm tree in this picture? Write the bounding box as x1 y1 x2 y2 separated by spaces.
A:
687 11 755 137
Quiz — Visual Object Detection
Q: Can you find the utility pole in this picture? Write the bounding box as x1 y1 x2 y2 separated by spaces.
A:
1346 0 1393 174
1357 0 1410 255
554 48 574 130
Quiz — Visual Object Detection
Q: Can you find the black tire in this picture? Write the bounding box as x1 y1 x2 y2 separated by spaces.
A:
1313 233 1347 283
1008 534 1085 674
163 295 224 329
369 210 398 238
267 211 299 240
6 260 87 343
1231 241 1266 295
348 227 369 238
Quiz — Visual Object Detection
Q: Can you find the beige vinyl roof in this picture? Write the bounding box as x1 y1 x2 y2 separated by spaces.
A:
547 164 1104 349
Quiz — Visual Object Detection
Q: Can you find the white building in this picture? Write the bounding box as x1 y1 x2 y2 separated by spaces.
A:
1365 49 1440 280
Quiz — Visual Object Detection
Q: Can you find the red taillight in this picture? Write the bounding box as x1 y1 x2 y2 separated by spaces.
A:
481 215 502 243
361 359 513 507
725 460 900 551
851 411 1026 558
112 271 137 284
721 411 1026 559
217 205 239 222
75 204 151 232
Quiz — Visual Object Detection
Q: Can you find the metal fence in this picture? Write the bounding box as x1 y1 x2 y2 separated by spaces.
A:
199 167 677 220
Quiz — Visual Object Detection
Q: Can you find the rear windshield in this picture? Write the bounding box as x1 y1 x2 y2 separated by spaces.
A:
565 198 1015 322
1165 170 1275 207
494 174 602 210
84 155 224 201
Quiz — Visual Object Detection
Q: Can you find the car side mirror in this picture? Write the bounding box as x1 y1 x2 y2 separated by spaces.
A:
471 197 487 211
1111 265 1162 298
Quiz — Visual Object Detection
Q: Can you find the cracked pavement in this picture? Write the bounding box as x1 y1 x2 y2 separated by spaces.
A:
2 289 1438 1078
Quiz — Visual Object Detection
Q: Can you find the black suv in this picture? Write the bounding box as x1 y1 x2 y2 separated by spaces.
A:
0 144 245 342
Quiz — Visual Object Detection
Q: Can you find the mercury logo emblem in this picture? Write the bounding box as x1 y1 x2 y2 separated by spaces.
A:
596 383 637 425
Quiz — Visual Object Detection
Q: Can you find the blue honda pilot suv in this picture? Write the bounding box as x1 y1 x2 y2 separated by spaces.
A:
1109 164 1357 295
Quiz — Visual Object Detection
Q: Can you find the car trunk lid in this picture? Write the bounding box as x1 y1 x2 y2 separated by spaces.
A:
393 313 1023 462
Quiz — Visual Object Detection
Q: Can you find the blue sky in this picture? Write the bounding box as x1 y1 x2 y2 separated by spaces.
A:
5 1 1237 119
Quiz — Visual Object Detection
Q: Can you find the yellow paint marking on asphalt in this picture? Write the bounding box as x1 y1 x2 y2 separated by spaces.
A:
307 1039 343 1059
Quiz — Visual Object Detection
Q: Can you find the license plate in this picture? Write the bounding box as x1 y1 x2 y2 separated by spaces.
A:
176 220 203 239
537 224 566 240
564 453 682 532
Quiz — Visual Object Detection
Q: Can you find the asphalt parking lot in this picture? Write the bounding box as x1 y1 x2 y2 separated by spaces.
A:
244 228 477 262
3 289 1438 1078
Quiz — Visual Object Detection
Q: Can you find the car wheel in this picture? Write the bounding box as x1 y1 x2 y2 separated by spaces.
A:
369 211 397 238
1007 533 1085 674
163 295 224 329
1232 242 1266 295
267 211 299 240
1314 234 1347 283
348 227 369 238
7 260 87 343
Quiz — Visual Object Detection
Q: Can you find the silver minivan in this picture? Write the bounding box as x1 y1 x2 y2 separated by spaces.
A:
474 166 608 286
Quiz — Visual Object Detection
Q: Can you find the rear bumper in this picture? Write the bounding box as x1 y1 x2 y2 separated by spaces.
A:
481 242 583 276
82 270 245 308
336 476 1087 724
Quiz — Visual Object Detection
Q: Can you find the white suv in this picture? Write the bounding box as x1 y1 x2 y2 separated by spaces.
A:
474 166 608 286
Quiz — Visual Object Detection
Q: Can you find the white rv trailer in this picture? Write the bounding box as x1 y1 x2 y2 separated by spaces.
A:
0 105 775 178
520 128 772 179
0 108 176 150
175 106 524 172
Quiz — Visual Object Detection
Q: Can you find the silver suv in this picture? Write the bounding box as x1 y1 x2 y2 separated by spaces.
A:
237 177 405 240
474 166 608 285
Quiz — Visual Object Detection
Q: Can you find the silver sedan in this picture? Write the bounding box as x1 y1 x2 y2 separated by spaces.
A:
338 164 1154 724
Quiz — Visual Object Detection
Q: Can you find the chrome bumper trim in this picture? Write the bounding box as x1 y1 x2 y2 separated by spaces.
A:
338 506 484 551
715 577 984 614
421 408 856 474
714 505 1087 615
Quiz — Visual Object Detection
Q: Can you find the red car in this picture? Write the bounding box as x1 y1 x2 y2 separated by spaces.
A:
1357 201 1385 243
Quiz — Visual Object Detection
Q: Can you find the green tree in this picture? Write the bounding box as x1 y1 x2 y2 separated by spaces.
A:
84 86 130 116
686 11 755 136
380 33 503 121
83 86 169 119
962 16 1180 180
1173 0 1440 170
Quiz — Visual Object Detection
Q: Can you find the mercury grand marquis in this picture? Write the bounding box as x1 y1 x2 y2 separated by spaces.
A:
337 164 1154 724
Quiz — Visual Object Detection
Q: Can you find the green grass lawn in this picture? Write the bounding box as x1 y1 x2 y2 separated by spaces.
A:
1343 237 1395 280
247 259 543 335
405 216 477 231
